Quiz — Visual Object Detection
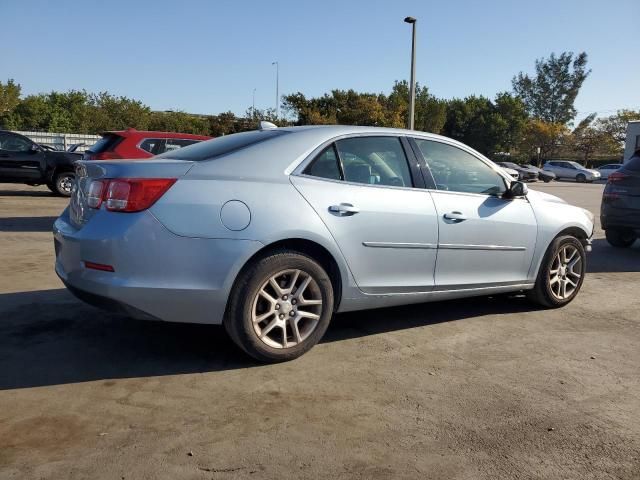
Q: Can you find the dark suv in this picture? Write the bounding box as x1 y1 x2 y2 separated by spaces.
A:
601 150 640 247
0 130 80 196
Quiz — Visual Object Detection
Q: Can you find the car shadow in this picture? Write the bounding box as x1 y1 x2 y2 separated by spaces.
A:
0 288 540 390
0 216 58 232
587 238 640 273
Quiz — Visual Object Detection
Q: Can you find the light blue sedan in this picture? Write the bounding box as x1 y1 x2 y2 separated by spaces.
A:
54 124 594 362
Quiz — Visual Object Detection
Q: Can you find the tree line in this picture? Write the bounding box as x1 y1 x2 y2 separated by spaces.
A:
1 51 637 164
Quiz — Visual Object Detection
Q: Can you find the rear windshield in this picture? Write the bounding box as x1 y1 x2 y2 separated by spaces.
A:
157 130 288 161
87 133 123 153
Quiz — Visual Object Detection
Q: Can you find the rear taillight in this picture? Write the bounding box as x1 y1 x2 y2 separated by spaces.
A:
93 151 124 160
87 178 176 212
607 171 630 183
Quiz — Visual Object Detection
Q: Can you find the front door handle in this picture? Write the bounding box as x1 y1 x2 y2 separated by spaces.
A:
0 153 9 158
443 211 467 222
329 203 360 216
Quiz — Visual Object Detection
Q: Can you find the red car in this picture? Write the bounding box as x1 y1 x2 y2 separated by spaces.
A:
83 128 212 160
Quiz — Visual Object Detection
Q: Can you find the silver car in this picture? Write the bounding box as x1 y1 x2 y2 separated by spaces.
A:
543 160 601 182
54 125 594 362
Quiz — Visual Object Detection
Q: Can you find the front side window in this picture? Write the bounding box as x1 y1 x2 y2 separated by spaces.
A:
336 136 413 187
414 139 506 196
0 133 32 152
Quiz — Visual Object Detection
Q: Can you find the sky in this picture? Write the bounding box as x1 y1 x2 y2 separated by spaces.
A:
1 0 639 121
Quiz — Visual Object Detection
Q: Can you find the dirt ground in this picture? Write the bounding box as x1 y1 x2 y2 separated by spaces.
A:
1 181 639 479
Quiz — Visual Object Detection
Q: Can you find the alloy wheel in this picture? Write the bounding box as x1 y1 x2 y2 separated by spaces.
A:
251 269 323 349
548 245 582 300
58 174 74 195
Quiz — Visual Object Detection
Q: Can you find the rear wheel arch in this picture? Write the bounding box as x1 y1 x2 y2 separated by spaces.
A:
229 238 344 313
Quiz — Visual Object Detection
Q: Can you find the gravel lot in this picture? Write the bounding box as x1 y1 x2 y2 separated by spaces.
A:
1 181 639 479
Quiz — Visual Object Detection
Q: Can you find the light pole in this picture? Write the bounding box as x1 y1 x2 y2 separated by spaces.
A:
272 61 279 120
404 16 417 130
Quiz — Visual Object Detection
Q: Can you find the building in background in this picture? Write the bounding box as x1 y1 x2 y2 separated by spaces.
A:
624 121 640 162
13 131 101 152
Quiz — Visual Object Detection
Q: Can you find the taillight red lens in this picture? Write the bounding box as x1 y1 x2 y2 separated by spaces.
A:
607 171 629 182
87 178 176 212
93 151 123 160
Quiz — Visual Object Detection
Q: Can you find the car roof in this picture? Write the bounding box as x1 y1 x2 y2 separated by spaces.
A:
104 128 211 140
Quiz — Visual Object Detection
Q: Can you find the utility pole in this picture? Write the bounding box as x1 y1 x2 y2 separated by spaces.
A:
404 17 417 130
272 61 279 120
252 88 256 120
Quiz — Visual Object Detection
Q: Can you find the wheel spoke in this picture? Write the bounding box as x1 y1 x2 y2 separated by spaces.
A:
259 289 277 305
290 318 302 343
296 275 312 298
269 277 285 297
297 310 320 320
260 318 279 338
288 270 300 293
254 310 274 323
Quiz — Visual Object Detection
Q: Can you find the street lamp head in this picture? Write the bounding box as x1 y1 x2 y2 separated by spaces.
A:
404 16 416 24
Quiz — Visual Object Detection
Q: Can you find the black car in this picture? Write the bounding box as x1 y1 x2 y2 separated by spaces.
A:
496 161 539 181
525 164 556 183
601 150 640 247
0 130 80 196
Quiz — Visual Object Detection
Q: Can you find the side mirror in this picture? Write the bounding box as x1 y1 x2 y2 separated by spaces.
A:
507 181 528 198
30 143 41 152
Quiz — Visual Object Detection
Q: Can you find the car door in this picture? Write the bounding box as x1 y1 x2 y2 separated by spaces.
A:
0 132 45 180
291 135 439 294
411 138 537 289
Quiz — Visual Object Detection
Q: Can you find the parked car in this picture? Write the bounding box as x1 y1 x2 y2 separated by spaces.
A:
496 162 539 182
83 128 211 160
600 151 640 247
54 125 594 362
543 160 601 182
498 165 519 180
525 164 556 183
597 163 622 180
0 130 81 196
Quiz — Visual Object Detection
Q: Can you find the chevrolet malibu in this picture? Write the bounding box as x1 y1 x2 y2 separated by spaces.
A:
54 125 594 362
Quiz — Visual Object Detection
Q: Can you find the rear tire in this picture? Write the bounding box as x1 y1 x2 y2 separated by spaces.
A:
543 177 552 183
605 228 636 248
50 171 75 197
225 250 334 363
527 235 586 308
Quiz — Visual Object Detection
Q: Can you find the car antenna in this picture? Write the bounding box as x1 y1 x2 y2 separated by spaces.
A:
259 121 278 130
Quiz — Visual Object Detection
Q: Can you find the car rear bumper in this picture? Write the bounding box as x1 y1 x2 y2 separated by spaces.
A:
53 208 263 325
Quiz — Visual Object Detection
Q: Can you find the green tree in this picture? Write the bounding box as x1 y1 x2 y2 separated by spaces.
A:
518 119 568 164
595 109 640 144
0 79 21 115
512 52 590 124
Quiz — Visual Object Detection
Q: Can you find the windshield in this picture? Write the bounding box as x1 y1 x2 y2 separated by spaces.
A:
157 130 288 161
567 161 585 169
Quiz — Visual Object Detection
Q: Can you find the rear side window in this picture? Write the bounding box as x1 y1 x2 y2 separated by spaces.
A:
88 134 123 153
157 130 287 161
139 138 166 155
305 145 342 180
164 139 200 152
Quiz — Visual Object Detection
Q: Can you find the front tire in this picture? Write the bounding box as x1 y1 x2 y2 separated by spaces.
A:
225 250 334 362
576 173 586 183
49 171 75 197
527 235 586 308
605 228 636 248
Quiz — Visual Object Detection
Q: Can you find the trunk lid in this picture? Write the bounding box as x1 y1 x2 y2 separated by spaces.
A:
70 159 194 228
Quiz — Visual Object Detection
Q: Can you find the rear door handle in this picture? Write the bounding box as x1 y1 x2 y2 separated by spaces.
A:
329 203 360 216
443 211 467 222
